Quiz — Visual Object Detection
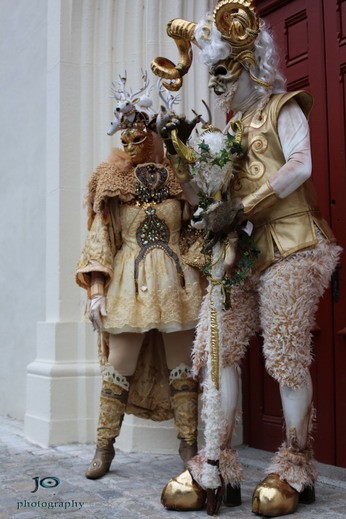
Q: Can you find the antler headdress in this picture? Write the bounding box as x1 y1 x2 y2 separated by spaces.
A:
151 0 269 91
107 70 157 136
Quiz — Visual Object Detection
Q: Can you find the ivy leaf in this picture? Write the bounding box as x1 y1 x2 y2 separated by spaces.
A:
198 141 210 153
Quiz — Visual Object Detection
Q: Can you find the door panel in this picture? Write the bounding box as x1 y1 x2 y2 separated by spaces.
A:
242 0 346 467
323 0 346 468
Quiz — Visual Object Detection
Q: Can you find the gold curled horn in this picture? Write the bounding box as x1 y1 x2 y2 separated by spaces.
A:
213 0 259 52
214 0 270 88
151 19 197 91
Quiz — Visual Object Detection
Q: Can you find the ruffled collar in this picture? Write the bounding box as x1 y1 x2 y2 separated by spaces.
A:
86 148 182 213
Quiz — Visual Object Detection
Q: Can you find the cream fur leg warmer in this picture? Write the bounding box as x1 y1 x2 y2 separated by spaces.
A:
266 409 317 491
259 240 341 388
188 447 244 489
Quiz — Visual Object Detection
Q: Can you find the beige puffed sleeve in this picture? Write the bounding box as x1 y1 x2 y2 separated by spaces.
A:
75 211 116 297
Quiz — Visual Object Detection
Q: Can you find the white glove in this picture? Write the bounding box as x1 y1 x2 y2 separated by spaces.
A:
89 295 107 332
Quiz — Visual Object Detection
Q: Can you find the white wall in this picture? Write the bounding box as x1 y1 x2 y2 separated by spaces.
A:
0 0 236 450
0 0 47 419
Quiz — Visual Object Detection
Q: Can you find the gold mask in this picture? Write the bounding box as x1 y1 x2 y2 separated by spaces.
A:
121 128 153 165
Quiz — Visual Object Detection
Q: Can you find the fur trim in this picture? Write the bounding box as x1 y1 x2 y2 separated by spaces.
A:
267 408 317 491
266 443 317 490
219 447 244 486
188 451 208 488
87 155 182 213
202 463 221 489
191 293 210 378
259 240 341 388
190 243 228 489
188 448 243 489
192 279 261 375
194 238 341 380
221 281 260 367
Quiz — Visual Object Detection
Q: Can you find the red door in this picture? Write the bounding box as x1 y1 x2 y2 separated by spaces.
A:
323 0 346 468
242 0 346 467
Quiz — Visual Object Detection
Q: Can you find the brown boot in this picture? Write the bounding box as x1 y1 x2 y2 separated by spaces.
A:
85 441 115 480
169 364 199 466
178 439 198 465
86 375 130 479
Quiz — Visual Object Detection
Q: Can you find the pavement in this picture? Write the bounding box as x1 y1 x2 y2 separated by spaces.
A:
0 416 345 519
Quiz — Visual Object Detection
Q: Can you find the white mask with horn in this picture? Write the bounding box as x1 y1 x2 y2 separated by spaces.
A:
151 0 271 99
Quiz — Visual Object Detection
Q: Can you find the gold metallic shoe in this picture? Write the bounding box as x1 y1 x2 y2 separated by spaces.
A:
85 444 115 479
252 474 299 517
161 469 206 511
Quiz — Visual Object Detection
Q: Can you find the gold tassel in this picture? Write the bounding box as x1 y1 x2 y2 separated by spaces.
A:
210 298 220 390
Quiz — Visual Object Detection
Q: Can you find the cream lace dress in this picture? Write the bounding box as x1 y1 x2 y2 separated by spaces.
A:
104 198 202 333
76 155 203 335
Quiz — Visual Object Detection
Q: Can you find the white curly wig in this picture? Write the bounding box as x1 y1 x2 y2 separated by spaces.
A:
195 16 286 95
